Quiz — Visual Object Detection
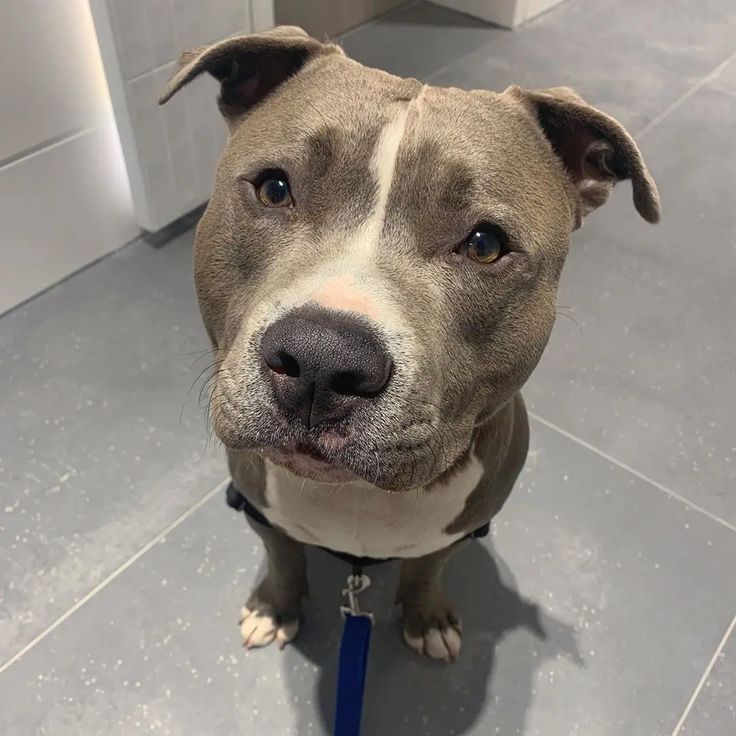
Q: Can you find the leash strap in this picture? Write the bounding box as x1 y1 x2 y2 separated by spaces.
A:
334 613 372 736
334 572 373 736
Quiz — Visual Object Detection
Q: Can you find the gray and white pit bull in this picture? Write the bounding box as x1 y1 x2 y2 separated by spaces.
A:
160 26 659 662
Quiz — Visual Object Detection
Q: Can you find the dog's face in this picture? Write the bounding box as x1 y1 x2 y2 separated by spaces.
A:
161 27 659 491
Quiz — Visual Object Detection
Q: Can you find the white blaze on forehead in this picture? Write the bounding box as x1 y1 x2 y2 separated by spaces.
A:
359 106 411 254
247 102 423 347
241 99 428 395
311 106 412 316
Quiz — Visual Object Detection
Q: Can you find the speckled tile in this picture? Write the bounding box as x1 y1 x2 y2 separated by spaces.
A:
679 625 736 735
427 0 736 133
0 229 225 660
1 421 733 736
2 1 736 733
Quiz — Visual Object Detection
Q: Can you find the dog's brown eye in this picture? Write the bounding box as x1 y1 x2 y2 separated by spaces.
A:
462 227 507 264
256 171 293 207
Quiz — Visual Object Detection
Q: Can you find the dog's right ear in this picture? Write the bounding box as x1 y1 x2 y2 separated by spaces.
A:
159 26 342 122
503 85 660 228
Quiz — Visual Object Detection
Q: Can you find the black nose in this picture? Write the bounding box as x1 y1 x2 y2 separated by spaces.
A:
261 307 393 429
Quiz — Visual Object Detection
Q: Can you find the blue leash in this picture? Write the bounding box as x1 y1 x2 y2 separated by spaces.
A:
334 571 373 736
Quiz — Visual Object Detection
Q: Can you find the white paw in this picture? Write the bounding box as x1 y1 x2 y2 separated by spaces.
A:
239 606 299 650
403 625 462 662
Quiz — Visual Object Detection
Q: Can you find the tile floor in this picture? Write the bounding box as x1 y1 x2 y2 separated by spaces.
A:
1 1 734 734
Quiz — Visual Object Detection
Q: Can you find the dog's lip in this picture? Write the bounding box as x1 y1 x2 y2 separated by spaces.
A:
265 442 333 466
293 442 330 464
263 441 360 482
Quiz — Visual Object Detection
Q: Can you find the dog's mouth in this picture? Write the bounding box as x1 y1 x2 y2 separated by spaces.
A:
263 441 359 483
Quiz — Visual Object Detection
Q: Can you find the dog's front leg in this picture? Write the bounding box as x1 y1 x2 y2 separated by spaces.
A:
396 541 466 662
239 516 308 649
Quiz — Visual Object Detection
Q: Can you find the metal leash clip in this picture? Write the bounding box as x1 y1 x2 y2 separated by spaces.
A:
340 573 374 622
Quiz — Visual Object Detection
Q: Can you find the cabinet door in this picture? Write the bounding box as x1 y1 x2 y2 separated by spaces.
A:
0 0 137 314
90 0 274 233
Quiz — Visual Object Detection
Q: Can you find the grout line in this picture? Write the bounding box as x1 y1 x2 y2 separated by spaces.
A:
528 412 736 534
126 59 177 85
636 47 736 140
0 477 229 677
126 20 280 85
670 613 736 736
0 127 94 173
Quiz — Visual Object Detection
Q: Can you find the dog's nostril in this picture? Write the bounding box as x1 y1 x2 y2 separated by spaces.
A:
331 364 392 398
331 370 363 396
267 351 300 378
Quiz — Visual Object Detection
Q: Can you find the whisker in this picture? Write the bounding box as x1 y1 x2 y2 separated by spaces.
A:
179 358 224 426
556 308 583 335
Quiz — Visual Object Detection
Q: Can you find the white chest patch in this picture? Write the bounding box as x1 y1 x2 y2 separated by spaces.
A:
262 457 484 559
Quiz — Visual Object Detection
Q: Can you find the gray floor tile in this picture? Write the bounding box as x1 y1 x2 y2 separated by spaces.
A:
339 0 504 80
428 0 736 132
523 58 736 523
679 624 736 735
1 421 733 736
0 230 225 660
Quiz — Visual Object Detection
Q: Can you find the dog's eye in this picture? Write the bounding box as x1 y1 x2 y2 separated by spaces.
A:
256 171 293 207
461 227 507 264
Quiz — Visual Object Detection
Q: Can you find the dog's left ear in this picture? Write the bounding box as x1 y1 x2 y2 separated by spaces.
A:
159 26 342 124
504 85 660 228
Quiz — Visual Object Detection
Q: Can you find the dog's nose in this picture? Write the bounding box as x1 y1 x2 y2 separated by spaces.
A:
261 308 392 429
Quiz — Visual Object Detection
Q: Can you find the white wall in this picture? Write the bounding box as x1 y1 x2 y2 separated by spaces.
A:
0 0 138 315
90 0 274 232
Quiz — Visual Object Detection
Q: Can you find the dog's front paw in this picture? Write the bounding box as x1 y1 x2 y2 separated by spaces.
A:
239 603 299 650
401 601 462 662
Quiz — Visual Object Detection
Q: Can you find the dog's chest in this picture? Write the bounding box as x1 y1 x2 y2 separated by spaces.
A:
262 458 484 558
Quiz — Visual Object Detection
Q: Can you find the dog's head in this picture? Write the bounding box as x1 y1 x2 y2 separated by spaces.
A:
161 27 659 491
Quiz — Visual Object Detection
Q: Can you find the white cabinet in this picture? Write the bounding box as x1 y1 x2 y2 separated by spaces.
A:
0 0 137 315
90 0 275 232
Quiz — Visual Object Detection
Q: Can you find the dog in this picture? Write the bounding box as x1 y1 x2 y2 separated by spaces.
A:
160 25 659 662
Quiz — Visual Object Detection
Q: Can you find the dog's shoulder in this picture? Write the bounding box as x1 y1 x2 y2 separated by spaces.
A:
444 392 529 535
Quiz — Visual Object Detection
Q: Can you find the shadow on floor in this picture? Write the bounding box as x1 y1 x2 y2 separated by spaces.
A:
283 539 584 735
